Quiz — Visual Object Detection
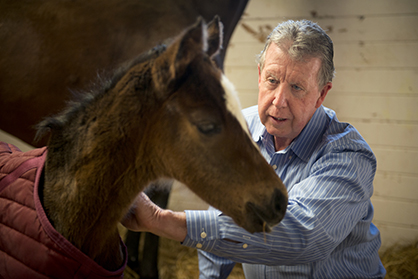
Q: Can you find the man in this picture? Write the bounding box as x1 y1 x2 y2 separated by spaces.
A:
122 20 386 278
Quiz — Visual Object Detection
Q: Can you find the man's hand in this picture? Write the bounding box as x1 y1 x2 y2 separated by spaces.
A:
121 192 187 242
121 192 161 232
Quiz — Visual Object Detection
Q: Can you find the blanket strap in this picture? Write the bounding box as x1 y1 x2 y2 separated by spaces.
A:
0 155 45 194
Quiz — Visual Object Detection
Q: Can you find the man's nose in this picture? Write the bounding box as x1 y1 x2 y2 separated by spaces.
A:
271 85 288 108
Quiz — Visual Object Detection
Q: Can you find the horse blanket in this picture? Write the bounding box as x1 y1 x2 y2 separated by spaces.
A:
0 142 127 279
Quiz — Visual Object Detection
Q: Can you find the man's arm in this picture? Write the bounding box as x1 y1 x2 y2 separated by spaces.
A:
123 150 377 266
122 194 237 278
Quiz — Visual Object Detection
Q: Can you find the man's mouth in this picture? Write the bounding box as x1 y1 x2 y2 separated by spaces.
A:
271 116 286 122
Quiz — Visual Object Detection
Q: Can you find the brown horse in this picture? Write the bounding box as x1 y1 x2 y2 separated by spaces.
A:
14 18 287 273
0 0 248 147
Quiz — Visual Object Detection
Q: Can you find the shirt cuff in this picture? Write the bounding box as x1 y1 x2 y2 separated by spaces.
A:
182 210 220 252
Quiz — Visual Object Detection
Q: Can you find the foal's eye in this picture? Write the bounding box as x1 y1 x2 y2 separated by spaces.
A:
196 121 221 135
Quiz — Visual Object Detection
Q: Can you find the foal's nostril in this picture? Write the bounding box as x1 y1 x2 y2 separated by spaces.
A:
273 188 287 215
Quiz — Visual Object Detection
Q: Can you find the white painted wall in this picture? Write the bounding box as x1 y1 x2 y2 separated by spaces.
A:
224 0 418 249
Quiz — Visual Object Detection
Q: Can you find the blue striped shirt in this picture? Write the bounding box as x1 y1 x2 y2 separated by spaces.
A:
182 105 386 278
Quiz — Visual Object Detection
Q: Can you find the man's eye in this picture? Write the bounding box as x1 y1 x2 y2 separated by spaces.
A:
268 78 277 84
292 84 303 91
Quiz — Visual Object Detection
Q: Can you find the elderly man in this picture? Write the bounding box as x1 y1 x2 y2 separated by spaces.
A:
122 20 386 278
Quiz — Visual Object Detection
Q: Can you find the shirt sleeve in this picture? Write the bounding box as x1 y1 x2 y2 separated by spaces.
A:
182 149 376 266
184 207 237 278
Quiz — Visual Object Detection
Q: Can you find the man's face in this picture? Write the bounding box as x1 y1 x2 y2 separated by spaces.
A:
258 43 332 150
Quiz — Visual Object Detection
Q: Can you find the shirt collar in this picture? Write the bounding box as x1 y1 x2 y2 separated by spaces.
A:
251 120 265 143
253 106 329 162
290 105 329 162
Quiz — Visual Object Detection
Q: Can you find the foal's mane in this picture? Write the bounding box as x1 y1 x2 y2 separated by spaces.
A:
35 44 167 141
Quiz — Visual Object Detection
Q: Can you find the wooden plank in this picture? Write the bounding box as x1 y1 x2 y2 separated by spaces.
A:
226 68 418 106
372 197 418 227
334 42 418 68
373 172 418 201
226 69 418 119
225 41 418 68
373 221 418 250
373 147 418 175
224 67 258 91
167 181 208 211
323 95 418 122
244 0 418 19
238 91 259 109
329 69 418 94
225 43 280 67
231 15 418 43
319 16 418 42
346 121 418 148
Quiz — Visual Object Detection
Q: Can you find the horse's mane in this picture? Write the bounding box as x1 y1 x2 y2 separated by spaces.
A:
35 44 167 142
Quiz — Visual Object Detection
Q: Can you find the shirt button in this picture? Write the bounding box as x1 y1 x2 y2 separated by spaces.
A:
243 244 248 249
200 232 207 239
272 165 277 170
196 243 203 249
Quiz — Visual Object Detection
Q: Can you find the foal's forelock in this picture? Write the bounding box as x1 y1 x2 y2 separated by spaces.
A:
221 74 257 147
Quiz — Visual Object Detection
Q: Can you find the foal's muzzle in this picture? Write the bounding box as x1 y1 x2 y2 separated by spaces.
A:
245 188 288 233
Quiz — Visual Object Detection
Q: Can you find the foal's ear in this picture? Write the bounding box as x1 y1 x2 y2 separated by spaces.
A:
206 15 223 58
151 17 208 94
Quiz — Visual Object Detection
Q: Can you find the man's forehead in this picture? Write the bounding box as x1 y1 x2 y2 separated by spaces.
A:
264 49 321 80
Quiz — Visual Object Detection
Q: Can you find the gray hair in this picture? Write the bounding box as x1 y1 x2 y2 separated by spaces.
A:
257 20 335 88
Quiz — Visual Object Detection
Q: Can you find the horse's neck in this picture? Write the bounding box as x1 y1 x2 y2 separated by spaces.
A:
43 86 157 270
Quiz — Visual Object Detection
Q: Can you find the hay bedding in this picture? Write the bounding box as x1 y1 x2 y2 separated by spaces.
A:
379 240 418 279
121 232 244 279
119 224 244 279
157 238 245 279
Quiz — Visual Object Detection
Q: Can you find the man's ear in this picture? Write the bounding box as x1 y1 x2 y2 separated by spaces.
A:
258 64 262 86
315 82 332 108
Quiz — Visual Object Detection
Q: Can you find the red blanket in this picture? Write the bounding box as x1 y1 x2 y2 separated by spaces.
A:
0 142 127 279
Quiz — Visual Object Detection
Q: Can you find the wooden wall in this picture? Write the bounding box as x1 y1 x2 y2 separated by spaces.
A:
224 0 418 249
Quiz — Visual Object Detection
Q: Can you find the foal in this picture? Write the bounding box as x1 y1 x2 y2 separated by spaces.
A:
34 18 287 271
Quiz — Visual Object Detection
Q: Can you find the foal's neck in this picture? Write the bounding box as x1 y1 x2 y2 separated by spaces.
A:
43 77 158 270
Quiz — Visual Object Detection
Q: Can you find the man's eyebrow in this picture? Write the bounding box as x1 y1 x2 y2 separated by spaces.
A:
265 70 278 79
289 79 307 89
